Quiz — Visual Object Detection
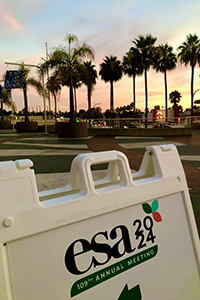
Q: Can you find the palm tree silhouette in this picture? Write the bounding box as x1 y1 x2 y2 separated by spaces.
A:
154 43 177 119
99 55 123 112
46 74 62 120
132 34 157 124
79 61 98 111
122 48 143 113
18 64 44 121
40 33 94 122
178 33 200 116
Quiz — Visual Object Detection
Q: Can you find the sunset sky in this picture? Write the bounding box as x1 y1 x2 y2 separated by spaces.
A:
1 0 200 113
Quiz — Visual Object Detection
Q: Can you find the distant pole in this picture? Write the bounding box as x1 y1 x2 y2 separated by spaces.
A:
41 70 47 133
45 42 51 115
10 90 15 129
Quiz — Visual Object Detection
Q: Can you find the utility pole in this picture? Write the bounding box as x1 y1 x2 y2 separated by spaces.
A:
45 42 51 117
4 61 48 133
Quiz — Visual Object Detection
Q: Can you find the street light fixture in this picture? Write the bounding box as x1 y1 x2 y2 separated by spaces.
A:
88 103 101 127
92 102 101 108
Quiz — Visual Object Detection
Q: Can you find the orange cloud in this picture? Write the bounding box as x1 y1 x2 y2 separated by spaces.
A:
0 6 27 33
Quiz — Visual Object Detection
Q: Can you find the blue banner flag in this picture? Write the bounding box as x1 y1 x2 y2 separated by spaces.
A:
4 70 26 89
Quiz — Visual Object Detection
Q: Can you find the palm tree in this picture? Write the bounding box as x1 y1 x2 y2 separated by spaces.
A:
0 86 15 121
178 34 200 116
18 64 44 121
18 64 30 121
79 61 98 111
46 74 62 120
153 43 177 119
40 33 94 122
132 34 157 122
122 48 143 113
99 55 123 112
169 90 182 108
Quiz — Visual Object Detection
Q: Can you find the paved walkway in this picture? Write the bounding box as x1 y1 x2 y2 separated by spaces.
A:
0 130 200 188
88 134 200 191
0 129 199 235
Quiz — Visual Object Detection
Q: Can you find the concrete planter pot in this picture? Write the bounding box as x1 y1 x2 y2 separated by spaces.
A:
57 122 88 138
16 121 38 133
0 121 12 129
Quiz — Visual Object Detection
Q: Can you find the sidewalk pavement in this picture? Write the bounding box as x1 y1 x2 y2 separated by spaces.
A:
0 129 200 236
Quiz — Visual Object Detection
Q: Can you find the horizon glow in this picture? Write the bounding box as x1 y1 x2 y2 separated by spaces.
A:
1 0 200 113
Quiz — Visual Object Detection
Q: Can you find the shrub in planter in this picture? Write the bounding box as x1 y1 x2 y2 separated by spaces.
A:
57 122 88 138
0 120 12 129
16 121 38 133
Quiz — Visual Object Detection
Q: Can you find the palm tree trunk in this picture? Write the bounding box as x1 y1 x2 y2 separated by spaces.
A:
164 71 168 121
144 68 148 128
88 87 91 111
0 101 3 121
69 73 75 122
88 87 91 127
110 80 114 112
191 65 194 117
133 74 136 113
74 87 77 113
48 94 51 113
54 92 57 123
23 88 29 122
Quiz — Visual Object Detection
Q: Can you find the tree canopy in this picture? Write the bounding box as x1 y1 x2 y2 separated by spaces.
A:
99 55 123 111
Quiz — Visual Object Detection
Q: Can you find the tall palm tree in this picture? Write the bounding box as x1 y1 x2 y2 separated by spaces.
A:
99 55 123 112
79 61 98 111
40 33 94 122
153 43 177 119
178 33 200 116
122 48 143 113
46 74 62 120
132 34 157 122
18 64 44 121
18 64 30 121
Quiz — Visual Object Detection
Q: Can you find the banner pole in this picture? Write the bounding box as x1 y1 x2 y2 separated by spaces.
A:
10 90 15 130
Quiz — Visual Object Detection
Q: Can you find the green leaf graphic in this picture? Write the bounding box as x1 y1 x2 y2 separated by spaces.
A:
118 284 142 300
142 203 152 214
151 200 159 213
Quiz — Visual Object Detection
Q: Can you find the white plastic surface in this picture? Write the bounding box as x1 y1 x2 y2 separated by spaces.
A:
0 146 199 299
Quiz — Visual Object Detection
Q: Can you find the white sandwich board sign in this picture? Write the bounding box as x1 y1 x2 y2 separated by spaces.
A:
0 145 200 299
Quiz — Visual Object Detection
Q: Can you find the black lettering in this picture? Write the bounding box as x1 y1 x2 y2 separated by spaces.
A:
133 219 146 249
144 216 156 244
91 231 112 267
110 225 135 258
65 239 92 275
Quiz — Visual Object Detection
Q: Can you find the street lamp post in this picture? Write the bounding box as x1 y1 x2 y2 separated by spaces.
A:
193 89 200 98
88 103 101 127
194 99 200 104
45 42 51 117
193 89 200 116
92 102 101 109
